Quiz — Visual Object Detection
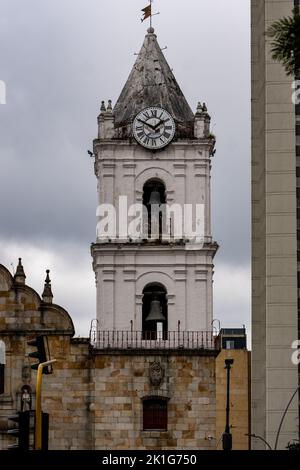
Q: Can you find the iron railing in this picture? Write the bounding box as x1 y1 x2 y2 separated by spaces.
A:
90 329 218 351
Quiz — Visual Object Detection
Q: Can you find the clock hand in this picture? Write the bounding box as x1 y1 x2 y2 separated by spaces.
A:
137 119 157 131
153 119 167 130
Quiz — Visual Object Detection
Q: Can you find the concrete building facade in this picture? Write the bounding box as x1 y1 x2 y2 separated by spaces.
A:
251 0 299 449
216 329 251 450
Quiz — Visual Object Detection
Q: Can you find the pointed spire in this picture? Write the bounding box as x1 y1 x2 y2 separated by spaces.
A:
100 101 106 113
107 100 112 112
42 269 53 304
14 258 26 285
196 102 203 116
113 30 194 135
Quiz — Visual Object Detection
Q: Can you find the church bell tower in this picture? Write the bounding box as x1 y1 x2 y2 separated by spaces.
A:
91 27 217 336
89 25 219 451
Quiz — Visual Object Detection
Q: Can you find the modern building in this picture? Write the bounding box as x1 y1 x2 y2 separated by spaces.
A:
0 26 221 450
216 328 251 450
251 0 299 449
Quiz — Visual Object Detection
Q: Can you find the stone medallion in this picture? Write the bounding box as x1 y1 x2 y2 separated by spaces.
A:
149 361 164 387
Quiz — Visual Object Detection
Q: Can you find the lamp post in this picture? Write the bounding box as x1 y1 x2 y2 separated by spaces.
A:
211 319 221 337
222 358 234 451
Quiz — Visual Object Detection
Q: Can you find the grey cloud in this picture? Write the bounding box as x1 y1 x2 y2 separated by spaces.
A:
0 0 251 330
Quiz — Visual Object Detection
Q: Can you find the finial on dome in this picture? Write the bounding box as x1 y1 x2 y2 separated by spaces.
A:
147 27 155 34
196 102 203 115
107 100 112 112
100 101 106 113
14 258 26 285
42 269 53 304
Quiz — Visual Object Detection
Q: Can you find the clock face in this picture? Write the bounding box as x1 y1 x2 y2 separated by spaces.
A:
133 107 176 150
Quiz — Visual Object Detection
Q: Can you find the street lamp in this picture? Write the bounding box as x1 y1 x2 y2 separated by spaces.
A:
211 319 221 334
222 358 234 451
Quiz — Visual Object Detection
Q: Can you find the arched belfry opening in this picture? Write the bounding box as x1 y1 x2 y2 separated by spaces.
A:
143 179 166 239
142 283 168 340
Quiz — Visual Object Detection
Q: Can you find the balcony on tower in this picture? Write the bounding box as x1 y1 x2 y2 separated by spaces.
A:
89 324 219 353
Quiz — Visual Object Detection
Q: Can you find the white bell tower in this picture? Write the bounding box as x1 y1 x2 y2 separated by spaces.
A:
91 27 217 338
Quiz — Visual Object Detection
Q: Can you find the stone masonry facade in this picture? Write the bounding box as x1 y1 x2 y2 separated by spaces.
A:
92 354 216 450
0 263 217 450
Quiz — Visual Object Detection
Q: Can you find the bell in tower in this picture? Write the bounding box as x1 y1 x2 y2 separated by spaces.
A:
145 296 165 323
148 187 161 240
148 187 161 206
144 294 166 341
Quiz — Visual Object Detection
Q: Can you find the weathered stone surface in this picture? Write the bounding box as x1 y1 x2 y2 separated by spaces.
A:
113 29 194 132
91 353 216 450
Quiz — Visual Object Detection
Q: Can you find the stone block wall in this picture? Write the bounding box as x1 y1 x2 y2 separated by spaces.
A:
0 334 92 450
91 353 216 450
0 263 218 450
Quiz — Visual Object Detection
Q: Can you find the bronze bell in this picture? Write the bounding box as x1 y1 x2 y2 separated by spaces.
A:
149 188 161 206
145 297 166 322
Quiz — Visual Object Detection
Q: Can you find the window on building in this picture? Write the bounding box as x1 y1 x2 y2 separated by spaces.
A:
0 340 5 395
143 179 166 239
225 340 235 350
143 398 168 431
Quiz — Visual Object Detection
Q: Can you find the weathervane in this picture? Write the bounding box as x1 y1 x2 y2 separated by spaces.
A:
141 0 160 29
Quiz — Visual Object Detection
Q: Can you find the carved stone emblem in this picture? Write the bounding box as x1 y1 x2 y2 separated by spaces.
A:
22 364 31 382
149 362 164 387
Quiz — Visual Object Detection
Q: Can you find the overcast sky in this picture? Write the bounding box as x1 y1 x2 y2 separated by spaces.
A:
0 0 251 339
